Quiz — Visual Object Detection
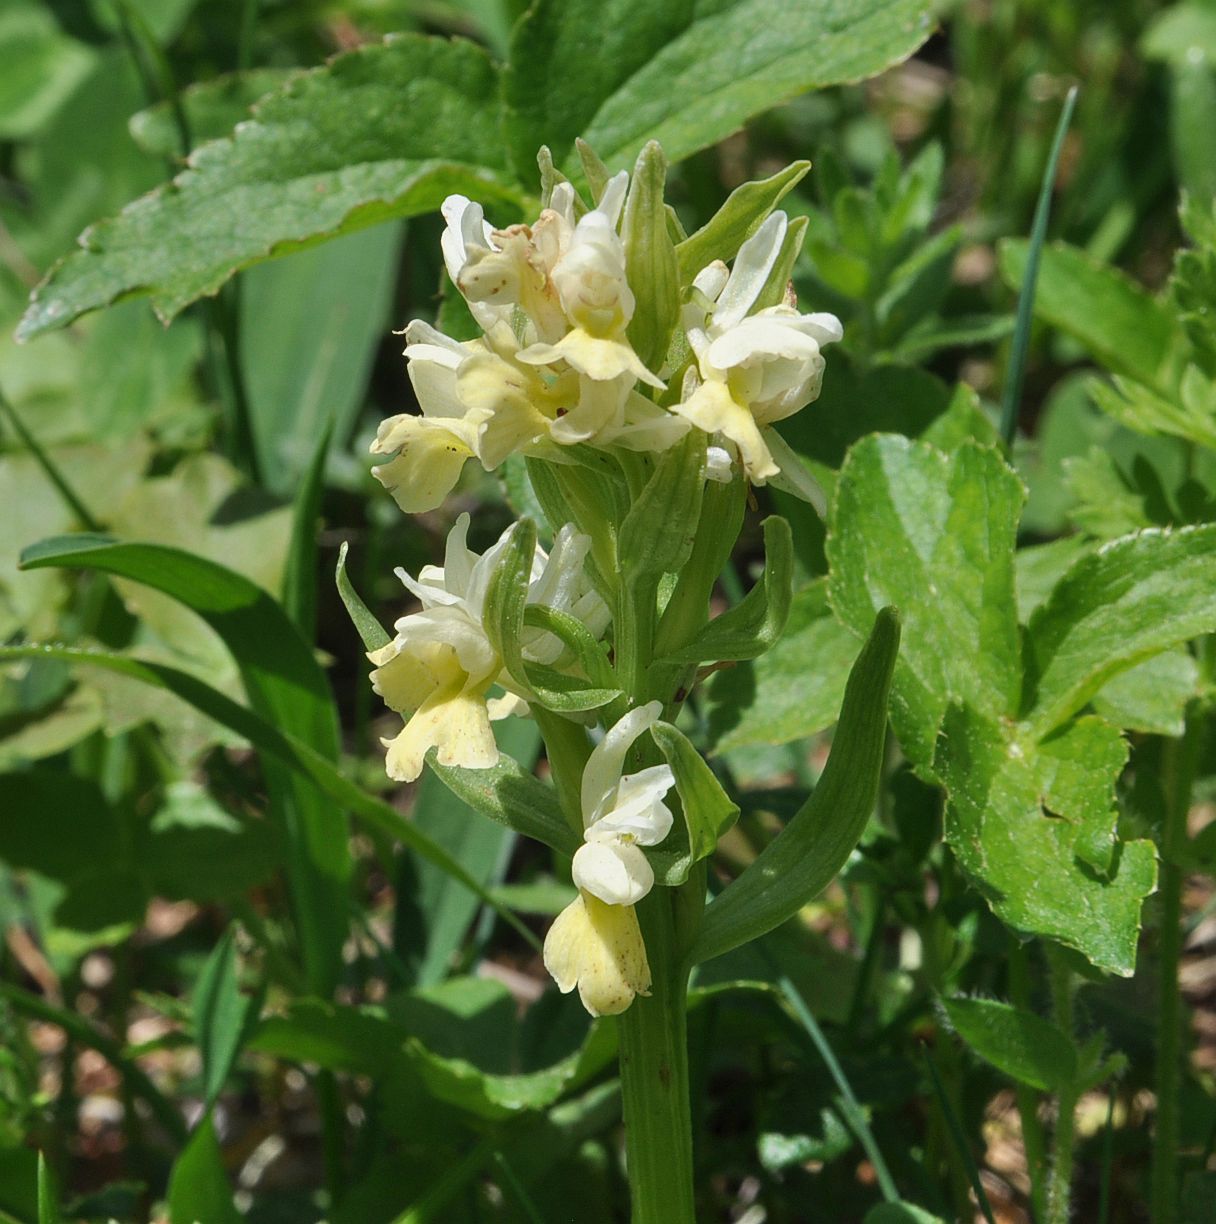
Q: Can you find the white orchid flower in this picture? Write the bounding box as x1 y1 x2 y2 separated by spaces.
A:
371 321 578 513
519 172 664 410
543 702 675 1016
369 514 609 783
543 891 652 1017
441 192 573 343
674 211 842 485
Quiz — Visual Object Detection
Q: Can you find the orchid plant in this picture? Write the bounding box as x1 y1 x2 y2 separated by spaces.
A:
345 141 901 1222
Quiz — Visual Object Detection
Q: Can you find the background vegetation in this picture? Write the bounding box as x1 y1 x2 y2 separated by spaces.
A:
1 0 1215 1220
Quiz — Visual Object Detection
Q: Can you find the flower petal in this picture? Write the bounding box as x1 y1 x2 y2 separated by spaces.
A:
711 211 787 332
370 418 476 514
542 891 651 1016
582 701 664 827
382 681 498 783
671 379 779 484
572 840 654 906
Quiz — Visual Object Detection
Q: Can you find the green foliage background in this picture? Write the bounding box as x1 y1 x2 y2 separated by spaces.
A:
2 0 1216 1221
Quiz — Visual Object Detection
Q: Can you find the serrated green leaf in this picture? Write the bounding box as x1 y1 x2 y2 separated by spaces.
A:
651 720 739 860
942 996 1076 1093
1022 524 1216 737
828 437 1023 769
934 708 1155 975
128 67 296 158
998 240 1188 397
509 0 933 177
676 162 809 285
1091 648 1199 738
18 35 520 338
703 581 860 753
692 607 899 965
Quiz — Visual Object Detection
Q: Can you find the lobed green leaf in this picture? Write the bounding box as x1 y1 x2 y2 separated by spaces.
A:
942 996 1076 1094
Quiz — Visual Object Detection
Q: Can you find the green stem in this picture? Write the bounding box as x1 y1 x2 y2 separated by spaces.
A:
617 889 695 1224
1046 947 1078 1224
1151 716 1200 1224
1008 942 1048 1221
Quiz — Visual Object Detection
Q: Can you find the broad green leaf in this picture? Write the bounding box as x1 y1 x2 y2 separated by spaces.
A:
827 437 1023 769
998 240 1188 396
1087 373 1216 451
651 720 740 859
249 1000 409 1076
692 607 899 965
193 927 259 1107
656 516 793 666
1141 5 1216 64
128 67 296 158
241 224 404 493
942 996 1076 1093
0 3 95 140
20 533 350 992
935 708 1155 975
508 0 934 177
405 1020 616 1121
1021 524 1216 737
676 162 809 285
167 1113 242 1224
18 35 520 338
703 581 860 753
1090 649 1199 738
0 770 122 882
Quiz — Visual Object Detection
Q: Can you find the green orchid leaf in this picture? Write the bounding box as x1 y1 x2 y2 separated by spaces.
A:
652 720 740 860
619 431 706 580
522 605 618 693
998 240 1189 397
1022 523 1216 738
703 581 860 753
828 437 1023 770
18 35 521 338
483 517 538 693
505 0 935 179
676 161 809 286
623 141 681 367
335 540 391 653
934 708 1155 975
692 607 899 965
20 533 350 993
427 751 579 857
942 996 1077 1094
657 515 793 668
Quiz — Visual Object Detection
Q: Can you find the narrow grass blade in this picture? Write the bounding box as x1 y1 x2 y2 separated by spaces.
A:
777 974 899 1204
0 388 102 532
282 418 332 640
999 85 1079 449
